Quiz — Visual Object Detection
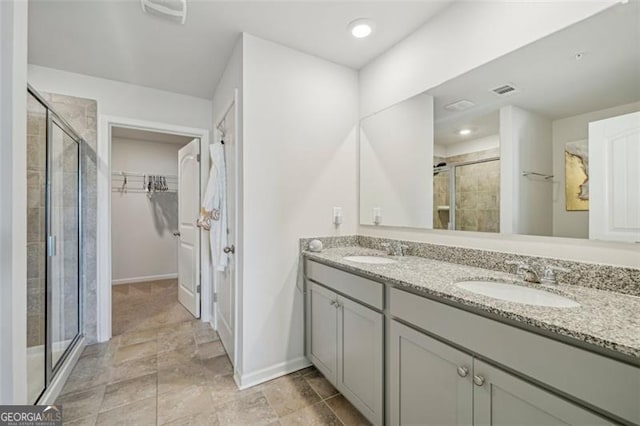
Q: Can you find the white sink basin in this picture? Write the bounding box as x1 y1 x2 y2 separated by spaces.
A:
456 280 580 308
343 255 397 265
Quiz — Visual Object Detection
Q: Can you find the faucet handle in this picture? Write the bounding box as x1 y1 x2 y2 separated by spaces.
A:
540 265 570 286
380 242 391 255
506 260 527 270
506 260 528 279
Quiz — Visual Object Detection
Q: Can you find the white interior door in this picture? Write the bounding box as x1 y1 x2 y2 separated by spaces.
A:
589 111 640 243
215 102 236 364
178 138 201 317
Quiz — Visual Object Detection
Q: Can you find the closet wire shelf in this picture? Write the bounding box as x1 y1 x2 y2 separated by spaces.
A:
111 171 178 194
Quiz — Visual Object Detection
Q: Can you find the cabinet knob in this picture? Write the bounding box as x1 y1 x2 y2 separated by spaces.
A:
457 366 469 377
473 375 485 386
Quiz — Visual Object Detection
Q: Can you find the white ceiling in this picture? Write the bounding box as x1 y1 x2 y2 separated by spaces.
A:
28 0 452 99
112 126 194 145
431 1 640 145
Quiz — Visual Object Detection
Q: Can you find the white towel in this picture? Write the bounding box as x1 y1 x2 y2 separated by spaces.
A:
202 142 228 271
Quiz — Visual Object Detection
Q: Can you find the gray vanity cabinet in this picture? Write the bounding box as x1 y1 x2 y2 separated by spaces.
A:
390 320 473 426
305 260 384 425
338 295 384 424
473 359 612 426
307 282 339 383
390 320 611 426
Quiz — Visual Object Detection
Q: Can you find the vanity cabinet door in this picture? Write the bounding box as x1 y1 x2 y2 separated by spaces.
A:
337 296 384 425
307 282 339 383
472 359 612 426
390 320 473 426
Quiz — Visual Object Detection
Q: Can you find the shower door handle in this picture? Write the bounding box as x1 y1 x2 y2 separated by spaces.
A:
47 235 57 257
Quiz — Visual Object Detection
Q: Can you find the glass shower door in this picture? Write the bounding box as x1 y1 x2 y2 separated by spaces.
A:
48 119 80 369
27 86 83 403
26 92 47 403
453 158 501 233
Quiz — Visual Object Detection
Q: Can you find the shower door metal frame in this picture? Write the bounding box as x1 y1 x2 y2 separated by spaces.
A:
27 85 85 399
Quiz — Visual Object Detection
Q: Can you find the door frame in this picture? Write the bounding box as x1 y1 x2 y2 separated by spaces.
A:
96 115 210 342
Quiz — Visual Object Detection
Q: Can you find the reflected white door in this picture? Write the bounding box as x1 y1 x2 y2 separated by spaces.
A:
178 138 201 317
215 101 236 364
589 111 640 243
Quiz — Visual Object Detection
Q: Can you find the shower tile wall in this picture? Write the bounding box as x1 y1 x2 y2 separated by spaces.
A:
27 94 46 348
41 92 98 343
433 148 500 233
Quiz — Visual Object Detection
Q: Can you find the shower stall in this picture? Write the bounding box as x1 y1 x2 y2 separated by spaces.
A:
26 86 83 403
433 156 501 233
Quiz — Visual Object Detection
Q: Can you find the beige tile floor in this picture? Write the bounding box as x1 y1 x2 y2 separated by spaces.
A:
111 279 194 336
57 280 371 425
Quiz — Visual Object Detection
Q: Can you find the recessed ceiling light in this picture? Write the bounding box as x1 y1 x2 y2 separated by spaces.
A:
459 129 472 136
349 19 374 39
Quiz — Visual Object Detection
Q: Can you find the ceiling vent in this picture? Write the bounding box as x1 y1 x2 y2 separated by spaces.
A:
491 84 519 96
141 0 187 25
444 99 475 112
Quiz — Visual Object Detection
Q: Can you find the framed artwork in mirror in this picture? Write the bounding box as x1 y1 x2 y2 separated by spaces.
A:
565 139 589 211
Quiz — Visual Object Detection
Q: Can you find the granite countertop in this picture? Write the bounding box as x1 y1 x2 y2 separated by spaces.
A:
303 246 640 362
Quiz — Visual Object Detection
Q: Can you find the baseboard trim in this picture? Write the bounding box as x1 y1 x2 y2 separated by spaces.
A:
38 336 85 405
111 273 177 285
235 356 312 390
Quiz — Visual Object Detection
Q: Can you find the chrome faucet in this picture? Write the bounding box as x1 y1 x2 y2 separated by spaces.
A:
506 260 569 285
506 260 540 283
381 241 409 256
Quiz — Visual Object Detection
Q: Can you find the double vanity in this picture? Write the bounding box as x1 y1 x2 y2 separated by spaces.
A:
302 239 639 425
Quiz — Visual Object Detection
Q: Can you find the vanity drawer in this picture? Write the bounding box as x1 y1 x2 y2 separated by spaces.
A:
390 287 640 424
305 260 384 310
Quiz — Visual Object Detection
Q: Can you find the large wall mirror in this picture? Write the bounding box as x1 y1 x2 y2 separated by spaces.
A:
359 3 640 242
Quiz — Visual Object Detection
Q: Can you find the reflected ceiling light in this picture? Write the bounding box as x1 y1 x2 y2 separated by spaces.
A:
349 19 374 39
141 0 187 24
459 129 472 136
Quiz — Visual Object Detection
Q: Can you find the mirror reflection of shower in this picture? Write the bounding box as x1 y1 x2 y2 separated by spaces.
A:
433 111 500 233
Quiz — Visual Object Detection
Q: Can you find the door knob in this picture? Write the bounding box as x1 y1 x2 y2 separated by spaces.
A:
223 245 235 254
457 366 469 377
173 232 181 237
473 375 485 386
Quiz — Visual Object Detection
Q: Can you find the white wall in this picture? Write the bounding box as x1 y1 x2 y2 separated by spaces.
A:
240 33 358 386
0 0 28 405
501 105 553 237
436 134 500 158
552 101 640 238
360 92 433 228
28 65 213 131
111 138 183 284
359 1 616 117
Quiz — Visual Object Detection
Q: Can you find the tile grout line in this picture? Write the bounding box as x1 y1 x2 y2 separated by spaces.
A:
321 398 346 426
